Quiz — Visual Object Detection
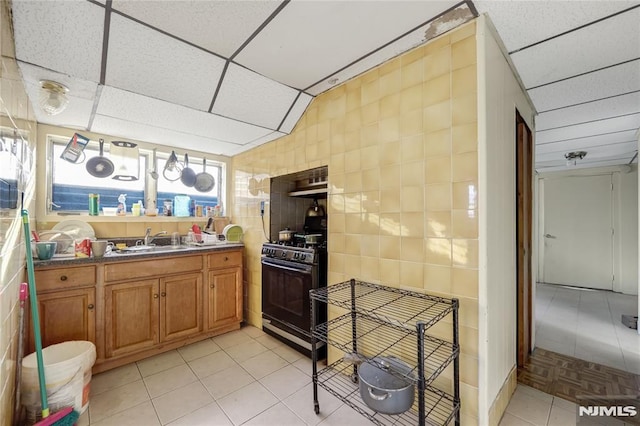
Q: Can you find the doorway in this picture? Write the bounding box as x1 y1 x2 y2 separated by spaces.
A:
516 110 533 367
540 174 614 290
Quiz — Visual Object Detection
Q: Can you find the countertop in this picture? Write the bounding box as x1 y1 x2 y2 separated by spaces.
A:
33 243 244 267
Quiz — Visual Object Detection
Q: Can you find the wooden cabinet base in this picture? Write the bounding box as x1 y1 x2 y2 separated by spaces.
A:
93 322 240 374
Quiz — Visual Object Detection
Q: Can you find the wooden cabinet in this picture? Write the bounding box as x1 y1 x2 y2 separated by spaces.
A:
105 272 203 358
33 247 242 373
105 279 159 358
28 287 96 354
205 250 243 331
207 268 242 330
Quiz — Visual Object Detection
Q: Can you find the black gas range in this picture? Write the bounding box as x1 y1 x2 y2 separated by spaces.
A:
261 236 327 358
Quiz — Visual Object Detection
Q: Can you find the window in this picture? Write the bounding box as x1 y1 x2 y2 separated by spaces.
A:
47 135 225 215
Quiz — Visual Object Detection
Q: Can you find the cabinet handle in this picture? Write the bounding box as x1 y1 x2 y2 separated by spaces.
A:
210 284 215 289
60 275 68 281
87 304 94 310
153 294 159 299
224 256 229 261
161 292 166 297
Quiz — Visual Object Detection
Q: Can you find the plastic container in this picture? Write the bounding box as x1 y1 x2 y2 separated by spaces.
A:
103 207 118 216
174 195 191 217
21 341 96 424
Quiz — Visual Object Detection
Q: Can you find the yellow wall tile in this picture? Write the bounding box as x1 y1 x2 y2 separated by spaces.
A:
423 73 451 107
380 189 401 213
380 235 401 259
344 254 362 278
361 235 380 257
379 116 400 143
379 67 402 99
344 149 361 173
452 209 478 239
452 65 477 98
400 261 424 288
379 164 401 189
452 180 478 210
424 264 452 295
379 258 400 285
361 101 380 125
401 212 424 237
380 93 401 119
452 151 478 182
453 238 479 268
452 122 478 154
344 234 362 255
361 79 380 105
452 35 477 70
425 183 452 211
424 99 452 133
451 21 476 43
426 210 452 238
379 212 401 236
400 237 424 262
401 161 424 186
361 145 379 170
452 267 479 299
345 213 362 234
346 88 362 112
425 237 452 266
360 123 379 147
424 33 451 55
401 57 424 88
400 84 423 112
424 45 451 81
361 168 380 191
379 141 401 166
452 93 477 125
424 128 452 159
425 156 452 184
400 109 423 137
360 256 380 282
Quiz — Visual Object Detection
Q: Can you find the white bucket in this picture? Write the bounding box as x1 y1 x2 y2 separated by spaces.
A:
21 341 96 424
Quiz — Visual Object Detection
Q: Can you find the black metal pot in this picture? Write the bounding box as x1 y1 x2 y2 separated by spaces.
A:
358 356 415 415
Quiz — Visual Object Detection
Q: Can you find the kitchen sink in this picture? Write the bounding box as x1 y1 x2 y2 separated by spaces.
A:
117 245 187 254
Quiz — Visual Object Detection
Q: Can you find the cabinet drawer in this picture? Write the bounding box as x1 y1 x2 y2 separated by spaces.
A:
35 266 96 292
104 255 203 282
208 250 242 269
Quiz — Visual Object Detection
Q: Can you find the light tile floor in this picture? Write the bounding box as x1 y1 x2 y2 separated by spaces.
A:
79 325 608 426
535 282 640 374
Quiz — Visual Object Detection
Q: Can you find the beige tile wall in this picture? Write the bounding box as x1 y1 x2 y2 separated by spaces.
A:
0 2 38 423
232 21 479 423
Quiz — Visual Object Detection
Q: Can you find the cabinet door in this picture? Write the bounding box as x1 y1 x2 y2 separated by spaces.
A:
28 288 96 354
160 273 203 342
207 267 242 330
105 279 159 358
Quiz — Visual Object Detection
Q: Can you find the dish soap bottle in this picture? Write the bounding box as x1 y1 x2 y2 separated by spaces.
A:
117 194 127 216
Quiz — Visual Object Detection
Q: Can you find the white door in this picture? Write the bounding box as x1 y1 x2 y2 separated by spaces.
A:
542 174 613 290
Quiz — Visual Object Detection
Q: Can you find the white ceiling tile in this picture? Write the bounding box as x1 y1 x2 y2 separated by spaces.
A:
528 61 640 112
97 87 273 145
111 1 283 58
12 0 104 82
475 1 639 52
106 14 225 111
536 92 640 131
536 129 638 155
18 62 97 130
91 114 239 156
536 114 640 144
279 93 313 133
307 4 474 95
212 63 299 129
511 7 640 88
235 1 459 89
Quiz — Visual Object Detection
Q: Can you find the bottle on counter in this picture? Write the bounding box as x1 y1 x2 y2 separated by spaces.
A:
89 193 100 216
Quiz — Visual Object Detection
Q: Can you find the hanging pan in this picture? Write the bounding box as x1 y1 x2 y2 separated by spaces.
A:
180 153 196 187
163 150 182 181
85 139 114 178
194 158 215 193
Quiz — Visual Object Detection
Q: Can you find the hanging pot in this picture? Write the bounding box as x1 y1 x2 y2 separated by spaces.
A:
194 158 215 193
180 153 196 187
306 198 325 217
85 139 114 178
163 150 182 181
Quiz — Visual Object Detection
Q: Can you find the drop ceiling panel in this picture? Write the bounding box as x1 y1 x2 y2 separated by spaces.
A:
528 60 640 112
17 62 97 130
474 1 638 52
536 129 638 155
106 14 225 111
212 63 299 129
307 4 475 95
111 1 282 58
97 87 273 145
280 93 313 133
511 7 640 88
536 113 640 145
235 0 458 89
91 114 239 156
536 92 640 131
11 1 104 82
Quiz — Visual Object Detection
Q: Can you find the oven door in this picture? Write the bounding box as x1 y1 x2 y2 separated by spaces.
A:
261 257 315 338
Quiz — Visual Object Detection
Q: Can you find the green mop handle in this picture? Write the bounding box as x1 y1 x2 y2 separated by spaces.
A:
22 210 49 418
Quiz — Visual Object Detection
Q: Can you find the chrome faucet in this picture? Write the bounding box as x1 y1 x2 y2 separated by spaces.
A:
144 228 167 246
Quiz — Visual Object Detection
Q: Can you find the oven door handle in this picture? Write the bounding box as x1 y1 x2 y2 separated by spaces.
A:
262 260 312 275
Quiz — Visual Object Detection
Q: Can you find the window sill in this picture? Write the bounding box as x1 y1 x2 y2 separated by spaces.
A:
42 214 226 223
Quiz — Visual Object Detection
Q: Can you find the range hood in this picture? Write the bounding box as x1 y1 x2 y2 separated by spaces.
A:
288 166 328 198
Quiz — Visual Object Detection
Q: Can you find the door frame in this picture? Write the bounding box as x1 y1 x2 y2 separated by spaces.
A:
516 110 533 367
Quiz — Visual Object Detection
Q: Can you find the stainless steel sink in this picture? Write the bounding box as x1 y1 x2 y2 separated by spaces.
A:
117 245 187 254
